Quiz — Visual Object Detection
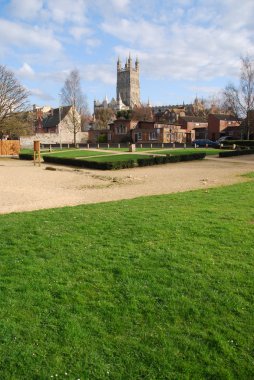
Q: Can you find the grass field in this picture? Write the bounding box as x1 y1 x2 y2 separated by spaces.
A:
82 153 151 162
21 149 112 158
102 147 161 152
150 148 221 156
48 150 112 158
0 178 253 379
102 148 222 156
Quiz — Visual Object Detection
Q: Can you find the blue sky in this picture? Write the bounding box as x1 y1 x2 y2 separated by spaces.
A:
0 0 254 112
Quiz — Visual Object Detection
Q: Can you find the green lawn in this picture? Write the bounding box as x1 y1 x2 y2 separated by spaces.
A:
150 148 221 156
82 153 151 162
49 150 112 158
0 180 254 379
103 147 161 152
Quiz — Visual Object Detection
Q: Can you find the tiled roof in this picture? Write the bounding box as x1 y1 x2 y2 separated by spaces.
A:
179 116 207 122
211 113 240 121
42 106 71 129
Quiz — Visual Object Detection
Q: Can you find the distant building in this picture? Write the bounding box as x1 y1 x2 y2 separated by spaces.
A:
117 55 140 108
131 122 193 144
20 105 88 147
178 116 208 139
154 106 186 123
94 55 140 114
207 114 241 140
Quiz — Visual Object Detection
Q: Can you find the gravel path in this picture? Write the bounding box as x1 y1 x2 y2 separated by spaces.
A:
0 155 254 214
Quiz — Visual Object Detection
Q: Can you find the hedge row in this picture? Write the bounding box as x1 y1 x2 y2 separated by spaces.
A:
19 152 206 169
137 152 206 166
43 155 135 170
219 149 254 158
222 140 254 147
19 153 33 160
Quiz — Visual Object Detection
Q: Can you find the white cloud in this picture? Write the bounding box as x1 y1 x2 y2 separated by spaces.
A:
82 65 115 85
101 18 167 49
0 18 62 52
109 0 129 11
69 26 92 40
86 38 101 48
29 88 55 101
8 0 43 20
46 0 87 25
16 63 35 79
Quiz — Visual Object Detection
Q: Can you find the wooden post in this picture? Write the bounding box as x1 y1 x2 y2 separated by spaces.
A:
33 140 41 166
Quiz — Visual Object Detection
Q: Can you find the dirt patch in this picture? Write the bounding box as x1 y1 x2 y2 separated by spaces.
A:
0 156 254 214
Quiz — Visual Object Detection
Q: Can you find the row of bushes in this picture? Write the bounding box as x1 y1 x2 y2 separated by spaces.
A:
223 140 254 147
219 149 254 158
137 153 206 167
19 152 207 170
43 155 135 170
19 153 33 160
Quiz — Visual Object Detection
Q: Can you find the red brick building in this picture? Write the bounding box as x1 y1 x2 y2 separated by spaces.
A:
178 116 208 139
208 114 241 140
107 119 138 143
131 121 194 143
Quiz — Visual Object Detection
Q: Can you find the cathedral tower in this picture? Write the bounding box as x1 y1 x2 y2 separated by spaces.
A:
116 55 140 108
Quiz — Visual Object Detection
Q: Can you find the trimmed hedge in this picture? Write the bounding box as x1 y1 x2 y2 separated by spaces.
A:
19 153 33 160
219 149 254 158
137 152 206 167
222 140 254 147
43 155 135 170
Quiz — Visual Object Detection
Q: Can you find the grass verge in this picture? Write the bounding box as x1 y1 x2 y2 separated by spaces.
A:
82 154 151 162
0 182 253 379
150 148 221 156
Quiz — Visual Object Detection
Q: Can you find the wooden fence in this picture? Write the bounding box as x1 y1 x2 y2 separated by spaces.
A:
0 140 20 155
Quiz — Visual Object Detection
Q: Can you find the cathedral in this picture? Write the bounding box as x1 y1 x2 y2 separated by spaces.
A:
94 55 141 113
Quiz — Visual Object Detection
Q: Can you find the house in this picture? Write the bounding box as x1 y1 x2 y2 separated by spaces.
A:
154 106 186 124
131 121 194 144
208 114 241 140
107 119 138 143
178 116 208 139
20 105 88 147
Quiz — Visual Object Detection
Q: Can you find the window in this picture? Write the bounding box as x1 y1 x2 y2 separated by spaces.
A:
115 125 127 134
137 132 142 140
149 131 157 140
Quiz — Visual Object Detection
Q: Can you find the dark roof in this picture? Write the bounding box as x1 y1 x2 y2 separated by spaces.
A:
211 114 240 121
179 116 207 123
42 106 71 129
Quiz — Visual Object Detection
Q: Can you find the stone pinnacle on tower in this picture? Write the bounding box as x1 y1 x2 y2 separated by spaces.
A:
117 56 121 71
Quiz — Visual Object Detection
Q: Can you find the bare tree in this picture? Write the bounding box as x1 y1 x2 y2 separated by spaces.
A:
61 69 88 146
0 65 30 138
223 56 254 138
132 105 154 121
94 108 115 129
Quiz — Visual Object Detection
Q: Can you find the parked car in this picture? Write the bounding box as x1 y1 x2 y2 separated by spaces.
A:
217 136 234 143
192 139 220 148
